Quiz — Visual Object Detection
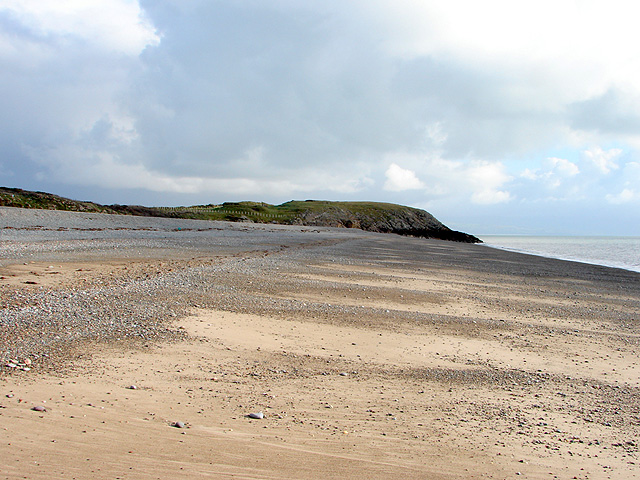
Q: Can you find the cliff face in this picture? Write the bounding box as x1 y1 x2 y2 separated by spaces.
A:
288 201 481 243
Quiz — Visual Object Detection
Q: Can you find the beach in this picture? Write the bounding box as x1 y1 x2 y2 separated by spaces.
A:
1 207 639 479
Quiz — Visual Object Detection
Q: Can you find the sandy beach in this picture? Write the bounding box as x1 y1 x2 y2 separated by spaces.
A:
1 207 639 479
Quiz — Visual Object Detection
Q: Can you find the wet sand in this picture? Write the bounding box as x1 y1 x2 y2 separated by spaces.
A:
1 207 639 479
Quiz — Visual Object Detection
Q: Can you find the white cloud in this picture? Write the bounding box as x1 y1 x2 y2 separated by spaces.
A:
520 157 580 189
548 157 579 177
584 147 622 174
423 122 447 147
384 163 424 191
471 189 512 205
0 0 160 55
465 160 512 204
606 189 638 204
380 155 512 205
27 138 375 197
466 161 510 187
364 1 640 100
513 150 640 206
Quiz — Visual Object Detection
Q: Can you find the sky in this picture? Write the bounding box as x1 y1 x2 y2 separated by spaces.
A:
1 0 640 235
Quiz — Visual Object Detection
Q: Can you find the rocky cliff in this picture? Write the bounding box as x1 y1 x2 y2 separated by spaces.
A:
285 201 480 243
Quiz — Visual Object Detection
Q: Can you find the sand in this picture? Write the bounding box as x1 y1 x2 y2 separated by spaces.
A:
1 208 639 479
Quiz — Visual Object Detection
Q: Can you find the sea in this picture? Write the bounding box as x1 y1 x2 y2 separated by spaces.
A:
478 235 640 273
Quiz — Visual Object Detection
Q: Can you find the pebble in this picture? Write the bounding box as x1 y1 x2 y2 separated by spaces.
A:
32 405 46 412
2 207 638 478
127 385 137 390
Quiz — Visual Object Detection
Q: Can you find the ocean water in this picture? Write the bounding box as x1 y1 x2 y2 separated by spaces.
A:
479 235 640 273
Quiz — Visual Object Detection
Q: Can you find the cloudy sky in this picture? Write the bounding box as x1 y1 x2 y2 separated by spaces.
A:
2 0 640 235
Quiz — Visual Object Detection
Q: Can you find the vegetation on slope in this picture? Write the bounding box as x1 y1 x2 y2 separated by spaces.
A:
1 187 118 214
0 187 480 243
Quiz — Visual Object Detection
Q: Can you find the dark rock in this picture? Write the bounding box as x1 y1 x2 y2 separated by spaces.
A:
291 202 480 243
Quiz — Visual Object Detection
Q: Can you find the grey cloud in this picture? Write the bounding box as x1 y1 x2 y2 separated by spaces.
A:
0 1 579 187
131 0 569 184
2 1 640 235
128 1 438 176
569 88 640 135
391 57 566 158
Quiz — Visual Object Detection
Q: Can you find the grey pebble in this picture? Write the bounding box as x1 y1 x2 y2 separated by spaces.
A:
172 421 186 428
32 405 46 412
248 412 264 419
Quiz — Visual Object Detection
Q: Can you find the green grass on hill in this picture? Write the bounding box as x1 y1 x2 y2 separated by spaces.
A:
159 200 423 224
0 187 118 214
0 187 480 242
1 188 407 224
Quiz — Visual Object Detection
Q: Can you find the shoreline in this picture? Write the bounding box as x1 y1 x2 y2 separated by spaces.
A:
1 208 639 479
480 235 640 274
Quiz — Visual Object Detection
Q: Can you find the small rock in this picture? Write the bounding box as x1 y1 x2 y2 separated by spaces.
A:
127 385 137 390
248 412 264 419
339 372 348 377
172 421 186 428
32 405 46 412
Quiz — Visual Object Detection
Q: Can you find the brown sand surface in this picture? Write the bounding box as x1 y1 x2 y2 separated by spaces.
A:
1 210 639 479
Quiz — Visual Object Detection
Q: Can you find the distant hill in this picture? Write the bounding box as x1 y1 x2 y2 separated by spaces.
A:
0 187 171 217
0 187 480 243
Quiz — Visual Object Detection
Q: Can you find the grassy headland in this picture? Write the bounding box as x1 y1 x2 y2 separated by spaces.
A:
0 186 480 243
